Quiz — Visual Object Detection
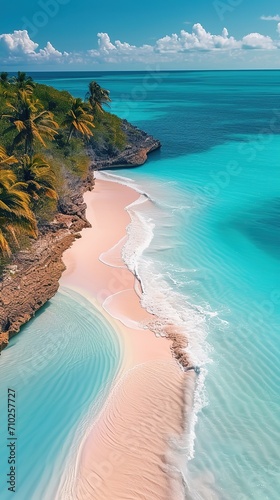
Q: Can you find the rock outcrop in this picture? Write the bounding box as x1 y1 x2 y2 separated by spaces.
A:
0 213 89 352
89 120 161 169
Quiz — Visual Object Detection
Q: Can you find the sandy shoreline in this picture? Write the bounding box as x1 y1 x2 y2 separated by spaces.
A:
59 176 195 499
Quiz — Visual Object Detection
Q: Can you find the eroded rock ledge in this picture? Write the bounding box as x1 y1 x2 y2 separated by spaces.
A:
0 125 161 352
89 120 161 169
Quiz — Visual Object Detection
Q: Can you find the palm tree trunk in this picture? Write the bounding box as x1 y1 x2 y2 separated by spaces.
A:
67 126 74 144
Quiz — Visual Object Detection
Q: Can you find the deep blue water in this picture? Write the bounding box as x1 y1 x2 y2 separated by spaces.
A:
2 70 280 499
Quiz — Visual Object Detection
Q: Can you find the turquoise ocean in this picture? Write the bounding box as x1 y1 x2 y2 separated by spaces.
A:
1 71 280 499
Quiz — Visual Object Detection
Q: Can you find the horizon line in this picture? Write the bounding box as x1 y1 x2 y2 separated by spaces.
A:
4 68 280 74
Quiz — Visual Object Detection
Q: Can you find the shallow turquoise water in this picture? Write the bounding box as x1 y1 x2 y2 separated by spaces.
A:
9 70 280 499
0 289 120 499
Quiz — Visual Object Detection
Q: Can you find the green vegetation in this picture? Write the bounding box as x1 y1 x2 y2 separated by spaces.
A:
18 154 58 204
0 168 37 256
61 98 95 143
0 72 126 263
3 89 59 154
86 81 111 114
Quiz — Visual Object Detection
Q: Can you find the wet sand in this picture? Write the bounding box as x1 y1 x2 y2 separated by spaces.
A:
60 176 195 499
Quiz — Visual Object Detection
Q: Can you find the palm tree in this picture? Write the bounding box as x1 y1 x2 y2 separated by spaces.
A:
11 71 35 91
0 73 11 99
0 146 17 168
0 72 9 86
86 81 111 114
3 90 59 154
0 169 37 256
19 154 58 202
61 98 95 143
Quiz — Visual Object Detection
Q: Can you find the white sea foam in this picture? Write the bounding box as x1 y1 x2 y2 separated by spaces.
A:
137 259 212 365
97 171 220 476
99 235 127 268
122 195 155 281
99 175 218 468
96 169 151 198
95 170 191 211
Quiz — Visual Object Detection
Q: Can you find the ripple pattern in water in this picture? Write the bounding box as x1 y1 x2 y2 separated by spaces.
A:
0 288 121 499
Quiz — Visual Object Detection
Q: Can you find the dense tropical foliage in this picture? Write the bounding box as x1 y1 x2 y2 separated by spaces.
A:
3 89 59 154
0 73 126 263
61 98 95 143
0 169 37 256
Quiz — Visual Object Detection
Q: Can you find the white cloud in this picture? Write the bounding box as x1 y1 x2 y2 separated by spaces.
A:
155 24 241 53
96 32 117 54
36 42 69 61
261 15 280 21
88 33 153 63
242 33 276 50
90 25 278 63
0 30 68 64
1 24 280 68
0 30 38 55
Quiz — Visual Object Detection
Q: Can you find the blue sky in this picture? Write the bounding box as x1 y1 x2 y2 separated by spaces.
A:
1 0 280 70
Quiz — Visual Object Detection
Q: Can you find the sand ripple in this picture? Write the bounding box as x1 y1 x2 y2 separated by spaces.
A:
74 361 194 500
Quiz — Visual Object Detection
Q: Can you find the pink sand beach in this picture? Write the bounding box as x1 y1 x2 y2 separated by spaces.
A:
60 176 195 499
